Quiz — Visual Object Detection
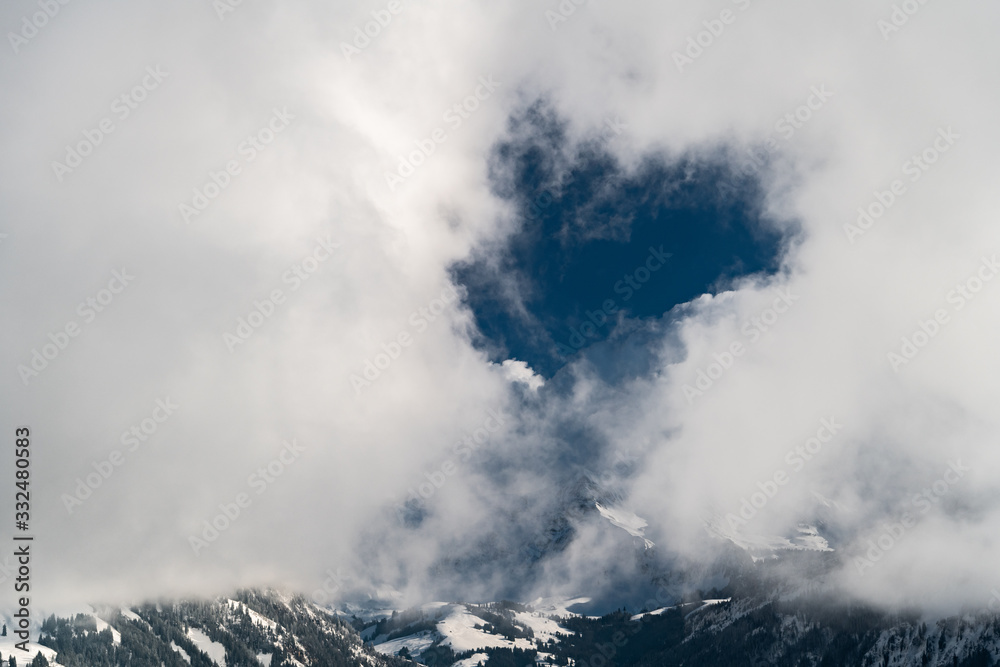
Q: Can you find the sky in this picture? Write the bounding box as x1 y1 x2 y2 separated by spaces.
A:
1 0 999 619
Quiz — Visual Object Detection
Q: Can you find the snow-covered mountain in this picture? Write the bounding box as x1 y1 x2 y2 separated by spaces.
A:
347 593 1000 667
6 585 1000 666
1 589 407 667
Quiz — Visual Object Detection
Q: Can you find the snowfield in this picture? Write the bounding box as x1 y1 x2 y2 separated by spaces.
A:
188 627 228 666
0 637 63 666
595 502 656 549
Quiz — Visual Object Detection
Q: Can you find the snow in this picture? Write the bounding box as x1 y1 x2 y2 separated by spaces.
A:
630 607 672 621
454 651 489 667
436 605 534 653
595 503 655 548
0 638 63 666
629 599 732 622
120 606 148 626
227 599 278 630
171 640 192 663
684 599 733 618
257 652 273 666
702 598 731 606
791 524 832 551
512 610 564 644
93 615 121 645
529 596 593 619
369 603 560 660
188 627 228 666
371 630 437 657
704 516 833 556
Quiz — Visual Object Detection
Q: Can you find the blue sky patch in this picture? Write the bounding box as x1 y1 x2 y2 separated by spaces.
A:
451 102 791 378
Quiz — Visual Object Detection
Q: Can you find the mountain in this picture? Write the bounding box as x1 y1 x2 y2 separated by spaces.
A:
5 587 1000 666
354 595 1000 667
1 589 408 667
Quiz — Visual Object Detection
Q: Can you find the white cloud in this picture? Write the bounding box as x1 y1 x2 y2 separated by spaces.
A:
0 0 998 617
498 359 545 391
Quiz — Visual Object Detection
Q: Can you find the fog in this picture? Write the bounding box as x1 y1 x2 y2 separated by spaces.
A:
1 0 998 617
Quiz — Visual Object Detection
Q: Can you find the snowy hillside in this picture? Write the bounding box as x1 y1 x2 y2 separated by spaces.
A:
6 588 1000 666
2 590 406 667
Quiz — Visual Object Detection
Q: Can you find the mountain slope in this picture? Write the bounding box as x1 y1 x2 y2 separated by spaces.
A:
2 590 408 667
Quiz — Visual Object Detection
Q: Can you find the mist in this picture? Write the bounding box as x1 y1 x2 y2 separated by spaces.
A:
1 0 998 619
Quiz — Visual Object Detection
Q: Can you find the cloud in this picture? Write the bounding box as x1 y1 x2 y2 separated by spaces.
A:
1 0 998 618
497 359 545 391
